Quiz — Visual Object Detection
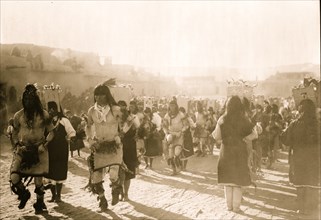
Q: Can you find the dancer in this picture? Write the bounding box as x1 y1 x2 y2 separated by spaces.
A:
10 84 54 214
163 99 188 175
86 83 123 211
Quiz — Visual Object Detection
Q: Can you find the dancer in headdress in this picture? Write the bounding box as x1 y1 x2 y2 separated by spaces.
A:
10 84 54 214
85 82 123 211
163 98 189 175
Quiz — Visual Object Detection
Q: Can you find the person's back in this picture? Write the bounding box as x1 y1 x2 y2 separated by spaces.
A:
282 99 320 215
70 115 82 131
220 115 253 147
213 96 254 213
252 109 263 124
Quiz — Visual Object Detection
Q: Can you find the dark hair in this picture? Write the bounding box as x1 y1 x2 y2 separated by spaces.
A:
179 107 186 114
298 99 319 144
168 99 179 117
222 96 253 138
241 97 251 114
22 84 44 128
144 107 151 114
129 100 138 114
48 101 58 112
225 96 244 117
299 99 316 122
47 101 65 118
93 84 117 106
271 104 279 114
197 101 203 113
255 104 263 111
118 100 127 107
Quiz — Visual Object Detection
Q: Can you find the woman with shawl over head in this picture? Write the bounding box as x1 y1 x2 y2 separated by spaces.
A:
266 104 284 167
118 100 140 201
178 106 195 171
241 97 260 182
140 107 160 169
46 101 75 203
212 96 255 213
282 99 320 215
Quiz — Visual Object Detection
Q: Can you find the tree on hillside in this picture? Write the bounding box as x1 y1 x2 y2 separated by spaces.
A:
33 54 44 70
63 57 83 72
8 86 20 113
10 46 21 57
0 82 8 134
8 86 17 104
26 50 34 69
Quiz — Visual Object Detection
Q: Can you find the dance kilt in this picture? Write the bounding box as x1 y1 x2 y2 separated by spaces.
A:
10 143 49 177
91 140 123 171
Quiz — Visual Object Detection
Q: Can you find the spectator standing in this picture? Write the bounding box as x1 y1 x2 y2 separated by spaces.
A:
212 96 255 213
282 99 320 215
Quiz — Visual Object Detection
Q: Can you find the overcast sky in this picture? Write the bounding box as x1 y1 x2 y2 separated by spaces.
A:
1 1 320 76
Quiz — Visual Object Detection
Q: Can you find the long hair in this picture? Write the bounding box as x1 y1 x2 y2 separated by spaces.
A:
196 101 204 113
225 96 244 118
93 84 117 108
129 100 138 114
168 99 179 118
144 107 153 121
22 84 44 128
118 100 129 123
222 96 248 135
47 101 65 119
241 97 251 117
298 99 319 145
221 96 253 142
271 104 279 114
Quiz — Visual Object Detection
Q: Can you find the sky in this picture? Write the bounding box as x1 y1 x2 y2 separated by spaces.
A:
1 1 320 77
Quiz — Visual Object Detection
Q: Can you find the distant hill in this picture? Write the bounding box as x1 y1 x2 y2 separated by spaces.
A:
1 43 319 98
271 63 320 75
0 43 173 97
0 43 106 73
160 63 320 81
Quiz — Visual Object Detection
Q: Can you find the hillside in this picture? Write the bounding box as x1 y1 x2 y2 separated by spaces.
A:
1 43 320 98
0 43 106 74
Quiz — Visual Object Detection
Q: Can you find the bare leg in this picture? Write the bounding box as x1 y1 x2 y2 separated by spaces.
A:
124 180 130 201
144 157 149 169
232 187 243 212
182 160 188 171
224 186 233 211
149 158 153 169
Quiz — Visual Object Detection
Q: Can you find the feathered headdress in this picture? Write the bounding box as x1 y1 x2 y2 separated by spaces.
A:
102 78 116 87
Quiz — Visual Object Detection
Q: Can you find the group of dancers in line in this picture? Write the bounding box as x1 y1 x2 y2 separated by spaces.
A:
6 82 320 215
7 82 197 213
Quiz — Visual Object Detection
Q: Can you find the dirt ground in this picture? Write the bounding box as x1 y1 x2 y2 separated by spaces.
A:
0 135 320 220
